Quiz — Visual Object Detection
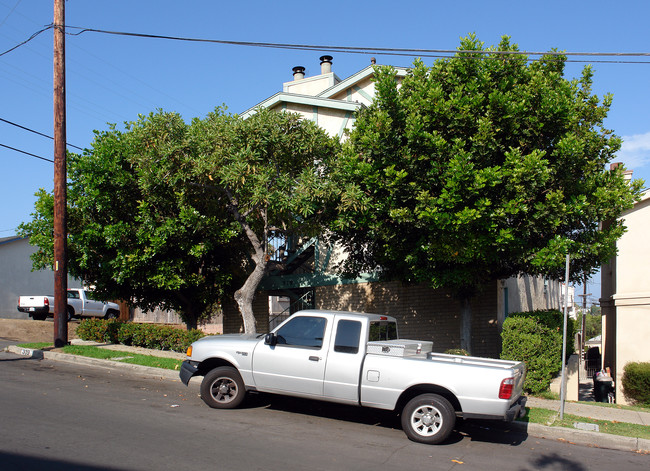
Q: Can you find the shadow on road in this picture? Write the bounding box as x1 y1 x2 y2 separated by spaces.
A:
0 451 130 471
244 392 529 446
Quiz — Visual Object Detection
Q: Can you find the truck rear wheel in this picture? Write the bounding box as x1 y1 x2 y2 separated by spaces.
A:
401 393 455 444
200 367 246 409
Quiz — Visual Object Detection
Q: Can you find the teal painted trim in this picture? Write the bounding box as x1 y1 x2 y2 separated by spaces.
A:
312 106 318 124
352 85 373 102
338 111 351 139
282 102 287 110
346 89 352 102
259 271 381 291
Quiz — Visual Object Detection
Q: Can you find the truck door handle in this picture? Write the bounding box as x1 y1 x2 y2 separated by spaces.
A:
309 356 320 362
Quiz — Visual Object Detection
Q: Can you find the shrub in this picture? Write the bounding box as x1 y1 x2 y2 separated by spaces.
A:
622 362 650 406
445 348 469 356
500 310 575 395
76 318 122 343
77 319 205 352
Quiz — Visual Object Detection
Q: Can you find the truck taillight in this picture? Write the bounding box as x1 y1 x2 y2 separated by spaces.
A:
44 298 49 306
499 377 514 399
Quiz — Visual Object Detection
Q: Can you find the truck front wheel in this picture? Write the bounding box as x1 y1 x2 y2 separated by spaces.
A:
401 393 455 444
200 367 246 409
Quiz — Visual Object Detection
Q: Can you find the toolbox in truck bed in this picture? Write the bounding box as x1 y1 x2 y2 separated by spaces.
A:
366 340 433 357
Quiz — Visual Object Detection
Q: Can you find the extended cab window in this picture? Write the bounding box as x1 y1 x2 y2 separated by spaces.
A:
368 320 398 341
334 320 362 354
67 291 80 299
276 316 327 349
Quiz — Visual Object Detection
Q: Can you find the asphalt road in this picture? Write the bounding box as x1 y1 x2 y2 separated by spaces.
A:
1 349 648 471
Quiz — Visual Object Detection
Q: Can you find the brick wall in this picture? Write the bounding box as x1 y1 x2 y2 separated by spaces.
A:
315 281 501 358
222 294 270 333
219 280 502 356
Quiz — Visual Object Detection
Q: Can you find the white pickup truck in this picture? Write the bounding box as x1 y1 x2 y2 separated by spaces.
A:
180 309 527 444
17 288 120 321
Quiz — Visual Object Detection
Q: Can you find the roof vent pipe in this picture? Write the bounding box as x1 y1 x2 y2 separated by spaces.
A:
320 55 333 74
292 66 306 80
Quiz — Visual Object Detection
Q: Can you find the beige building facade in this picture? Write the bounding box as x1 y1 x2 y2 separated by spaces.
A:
601 188 650 404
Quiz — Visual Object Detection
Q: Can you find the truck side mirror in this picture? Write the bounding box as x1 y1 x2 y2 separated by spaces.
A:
264 333 277 347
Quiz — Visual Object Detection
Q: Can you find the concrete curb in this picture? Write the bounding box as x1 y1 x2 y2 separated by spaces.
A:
4 344 649 454
6 345 181 381
510 421 649 454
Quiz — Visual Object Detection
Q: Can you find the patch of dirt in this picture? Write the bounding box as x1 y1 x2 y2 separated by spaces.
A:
0 318 79 343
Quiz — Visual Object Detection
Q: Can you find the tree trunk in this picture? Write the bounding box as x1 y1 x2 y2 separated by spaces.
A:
460 296 472 355
234 255 267 334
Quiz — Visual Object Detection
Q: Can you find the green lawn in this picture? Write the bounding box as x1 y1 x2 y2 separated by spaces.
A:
17 342 182 371
518 407 650 440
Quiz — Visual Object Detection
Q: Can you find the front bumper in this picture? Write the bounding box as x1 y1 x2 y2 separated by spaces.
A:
180 360 199 386
505 396 527 421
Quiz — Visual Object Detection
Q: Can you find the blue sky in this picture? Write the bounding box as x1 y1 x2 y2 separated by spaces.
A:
2 0 649 301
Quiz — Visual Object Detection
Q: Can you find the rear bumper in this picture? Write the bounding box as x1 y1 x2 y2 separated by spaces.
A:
505 396 527 421
180 360 199 386
17 306 49 315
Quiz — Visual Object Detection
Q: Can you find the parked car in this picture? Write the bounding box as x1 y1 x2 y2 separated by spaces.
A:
180 309 527 444
17 288 120 321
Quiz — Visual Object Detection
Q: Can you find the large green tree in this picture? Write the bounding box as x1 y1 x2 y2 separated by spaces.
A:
20 108 338 333
190 108 340 333
333 35 644 352
19 111 245 329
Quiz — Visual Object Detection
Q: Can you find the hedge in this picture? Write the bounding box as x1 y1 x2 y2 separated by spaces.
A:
76 319 205 353
500 310 575 395
622 362 650 406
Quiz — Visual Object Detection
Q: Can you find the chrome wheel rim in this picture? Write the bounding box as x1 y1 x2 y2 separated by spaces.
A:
410 404 443 437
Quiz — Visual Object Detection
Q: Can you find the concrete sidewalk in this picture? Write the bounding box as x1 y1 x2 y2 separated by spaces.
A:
526 396 650 426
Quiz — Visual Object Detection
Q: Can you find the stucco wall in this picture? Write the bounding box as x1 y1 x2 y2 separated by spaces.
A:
501 275 560 318
0 238 82 319
602 190 650 404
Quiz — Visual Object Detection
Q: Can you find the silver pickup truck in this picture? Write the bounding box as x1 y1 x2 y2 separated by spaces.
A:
180 309 527 444
17 288 120 321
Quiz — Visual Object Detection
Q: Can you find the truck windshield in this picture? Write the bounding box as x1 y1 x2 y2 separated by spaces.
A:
368 321 398 341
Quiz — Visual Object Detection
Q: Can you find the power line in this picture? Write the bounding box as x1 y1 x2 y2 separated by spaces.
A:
0 0 23 28
62 25 650 64
0 117 84 150
0 24 51 57
0 143 53 162
3 23 650 64
3 24 650 64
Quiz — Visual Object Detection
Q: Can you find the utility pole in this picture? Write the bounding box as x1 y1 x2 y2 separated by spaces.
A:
53 0 67 347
